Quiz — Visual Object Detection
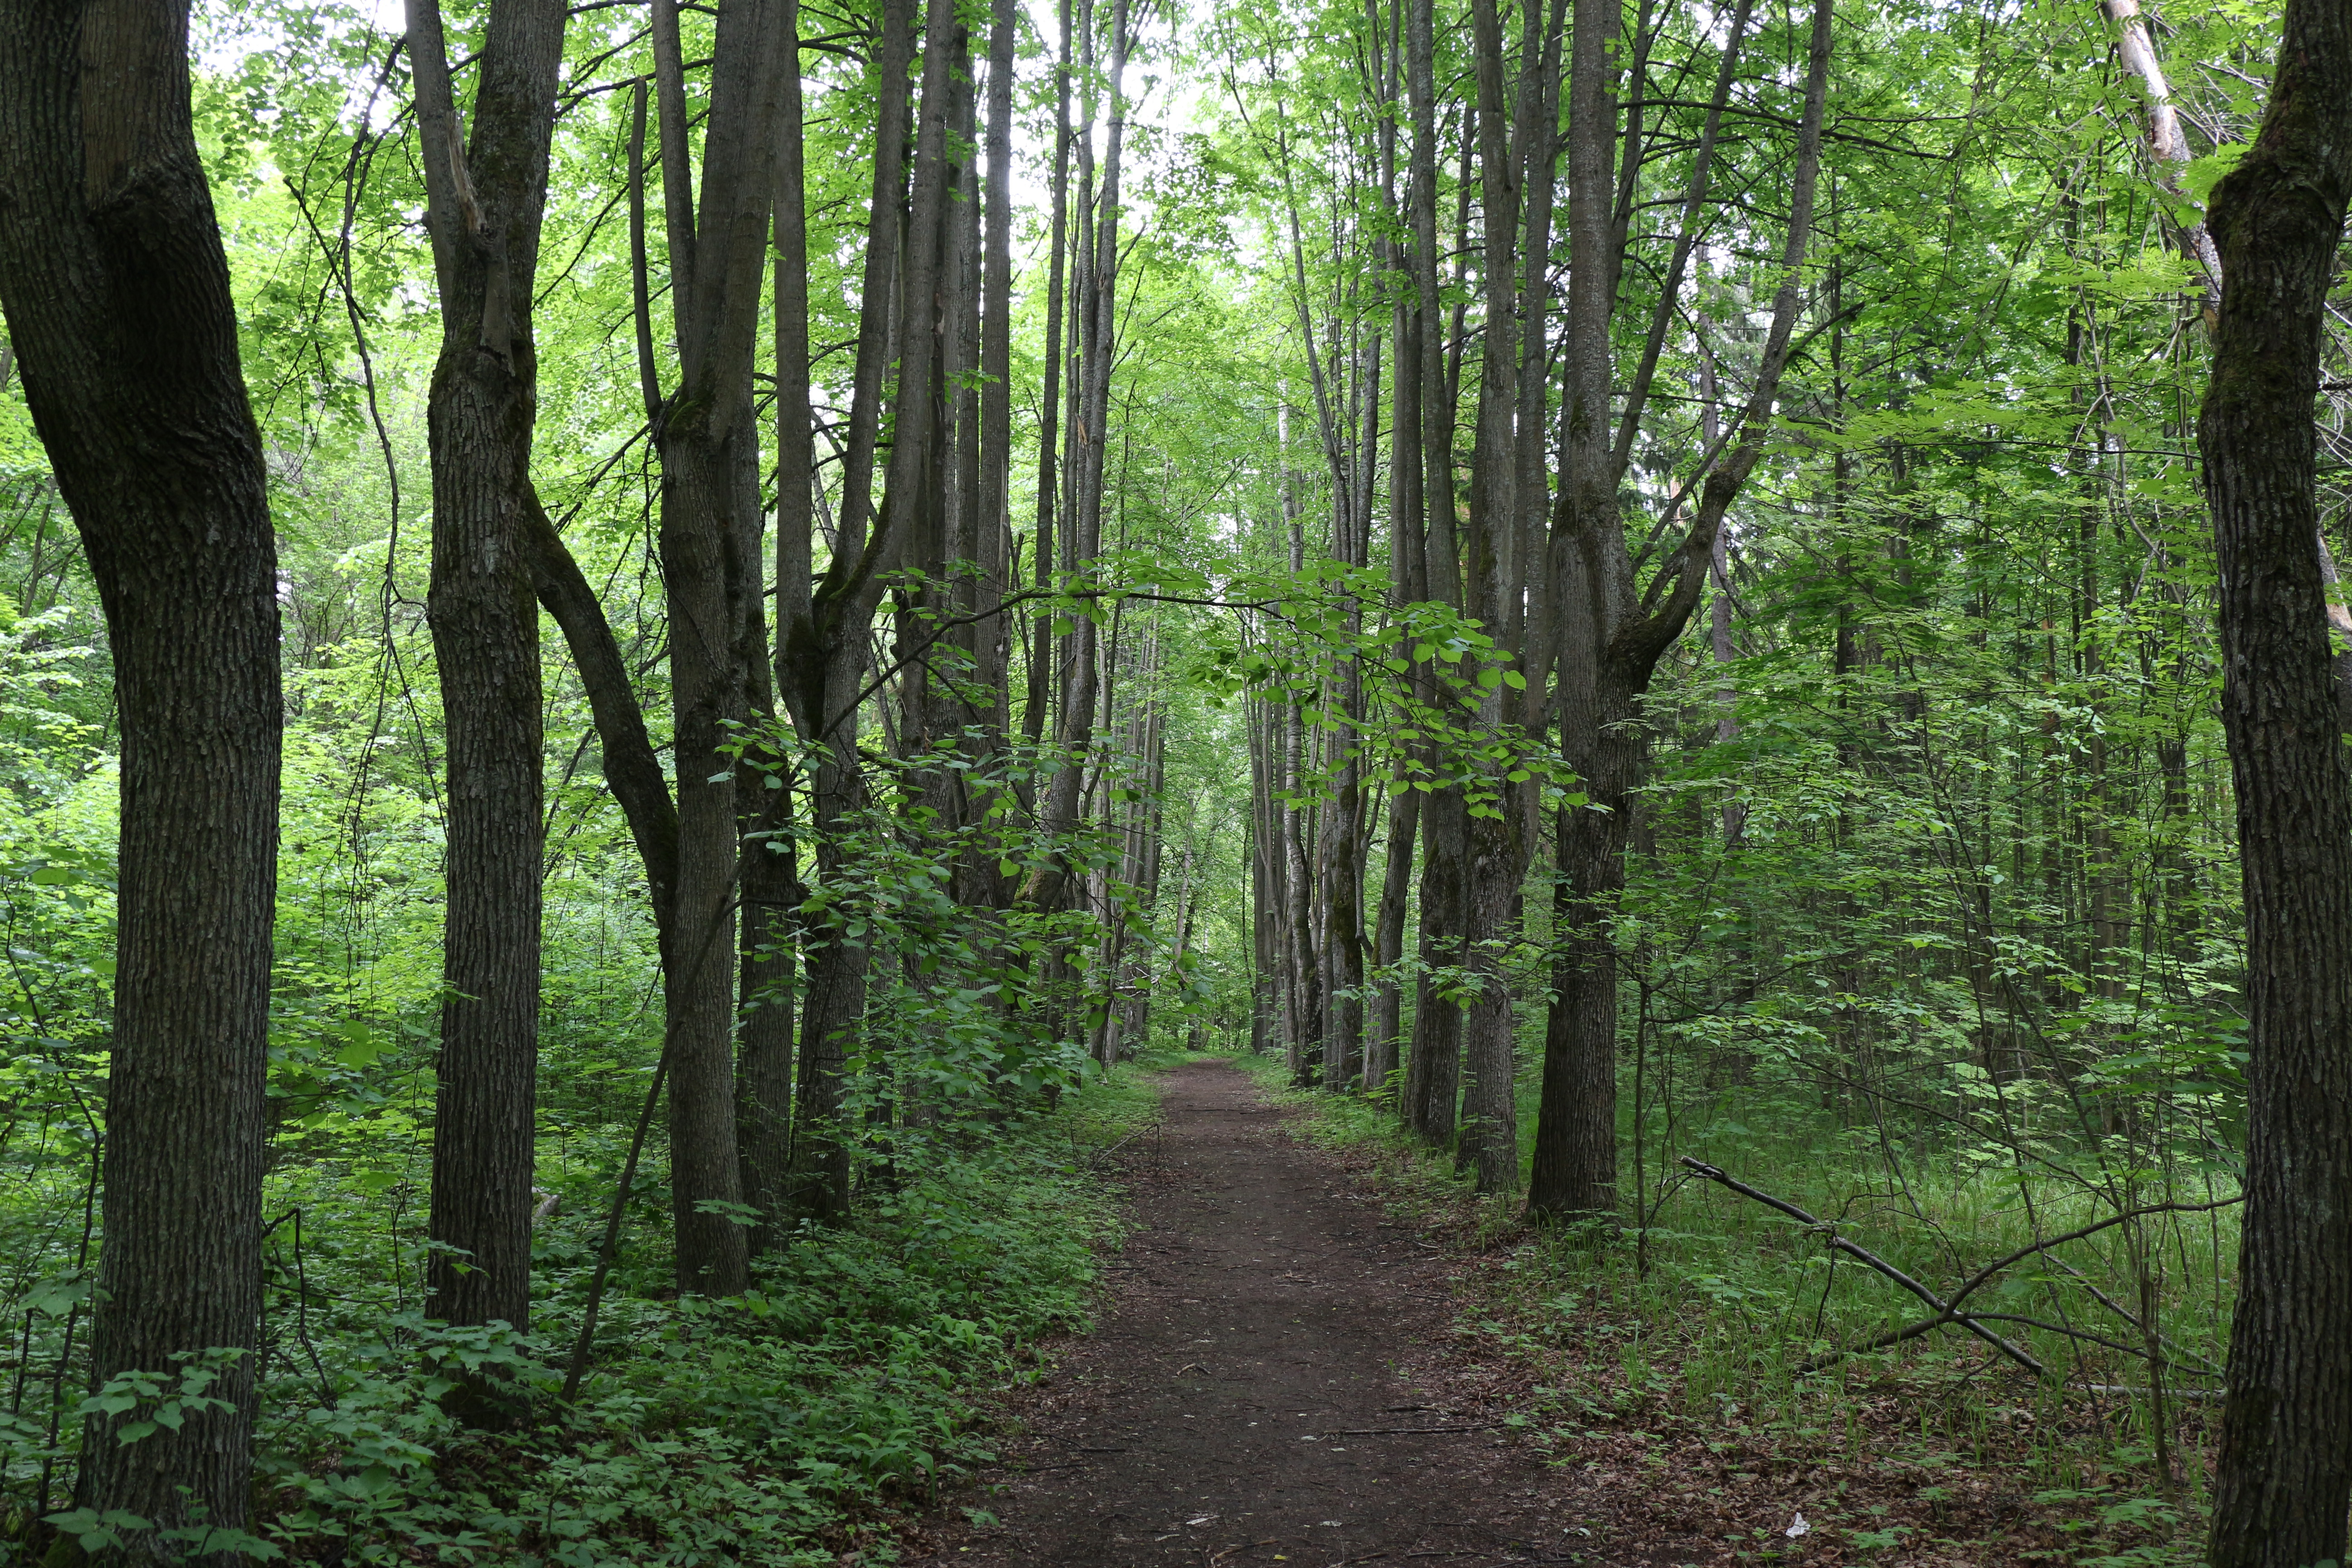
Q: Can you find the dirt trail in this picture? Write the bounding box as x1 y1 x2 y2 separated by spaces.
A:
911 1058 1605 1568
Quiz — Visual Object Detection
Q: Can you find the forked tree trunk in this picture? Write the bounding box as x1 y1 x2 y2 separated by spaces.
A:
2197 0 2352 1558
0 0 280 1539
651 0 793 1294
407 0 567 1352
1524 0 1827 1222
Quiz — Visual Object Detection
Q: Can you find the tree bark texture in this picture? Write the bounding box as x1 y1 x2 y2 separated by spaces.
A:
652 0 793 1294
780 0 921 1220
0 0 281 1540
2197 0 2352 1557
409 0 566 1344
740 0 813 1257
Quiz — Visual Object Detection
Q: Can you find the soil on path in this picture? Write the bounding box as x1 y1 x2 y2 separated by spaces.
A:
908 1059 1615 1568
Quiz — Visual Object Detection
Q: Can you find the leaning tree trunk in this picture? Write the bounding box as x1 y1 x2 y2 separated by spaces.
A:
0 0 280 1544
407 0 566 1352
2198 0 2352 1559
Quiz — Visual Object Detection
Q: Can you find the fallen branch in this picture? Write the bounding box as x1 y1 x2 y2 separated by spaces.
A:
1676 1157 2047 1378
1793 1200 2237 1378
1677 1157 2240 1383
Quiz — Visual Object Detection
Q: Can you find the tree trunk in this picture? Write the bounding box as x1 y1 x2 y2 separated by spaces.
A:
2198 0 2352 1557
1367 787 1418 1100
1523 0 1830 1223
408 0 566 1353
779 0 930 1220
0 0 280 1539
741 0 813 1257
1402 786 1464 1144
652 0 793 1295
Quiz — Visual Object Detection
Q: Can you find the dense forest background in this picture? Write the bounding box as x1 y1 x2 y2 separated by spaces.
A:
0 0 2341 1558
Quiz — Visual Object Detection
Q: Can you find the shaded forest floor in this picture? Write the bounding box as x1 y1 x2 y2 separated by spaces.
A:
890 1059 2195 1568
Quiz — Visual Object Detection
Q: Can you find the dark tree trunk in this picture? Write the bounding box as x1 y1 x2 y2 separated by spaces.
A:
1402 786 1464 1144
1523 0 1828 1223
976 0 1018 751
1023 0 1074 747
1036 0 1132 915
741 0 813 1258
2198 0 2352 1558
652 0 793 1295
0 0 280 1541
779 0 925 1220
408 0 567 1352
1366 786 1418 1099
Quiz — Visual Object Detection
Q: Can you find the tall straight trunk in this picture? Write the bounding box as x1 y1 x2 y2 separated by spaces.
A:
976 0 1018 754
779 0 939 1219
1450 0 1559 1194
741 0 813 1256
1281 457 1322 1084
1403 787 1465 1142
652 0 792 1294
1367 787 1420 1098
1031 0 1131 915
0 0 280 1538
1249 691 1286 1057
1373 41 1422 1105
899 19 978 771
1024 0 1075 746
1397 0 1465 1141
407 0 566 1348
2198 0 2352 1558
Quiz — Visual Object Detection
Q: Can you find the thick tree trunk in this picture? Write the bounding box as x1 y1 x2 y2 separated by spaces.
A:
2197 0 2352 1558
408 0 566 1351
1028 0 1129 938
779 0 928 1219
0 0 280 1540
659 425 755 1295
1527 747 1632 1215
1523 0 1829 1224
1454 808 1522 1191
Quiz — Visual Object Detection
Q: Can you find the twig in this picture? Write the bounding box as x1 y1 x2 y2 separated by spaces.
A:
1788 1194 2237 1377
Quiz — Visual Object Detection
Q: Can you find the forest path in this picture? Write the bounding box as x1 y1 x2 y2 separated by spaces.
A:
909 1058 1637 1568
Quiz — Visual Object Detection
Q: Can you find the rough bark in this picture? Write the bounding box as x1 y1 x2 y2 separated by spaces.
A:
1524 0 1828 1222
652 0 794 1295
407 0 567 1352
740 0 814 1257
0 0 280 1541
2197 0 2352 1555
780 0 922 1220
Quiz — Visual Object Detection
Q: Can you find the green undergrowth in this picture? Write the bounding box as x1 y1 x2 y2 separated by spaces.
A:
9 1066 1161 1567
1225 1049 2206 1566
